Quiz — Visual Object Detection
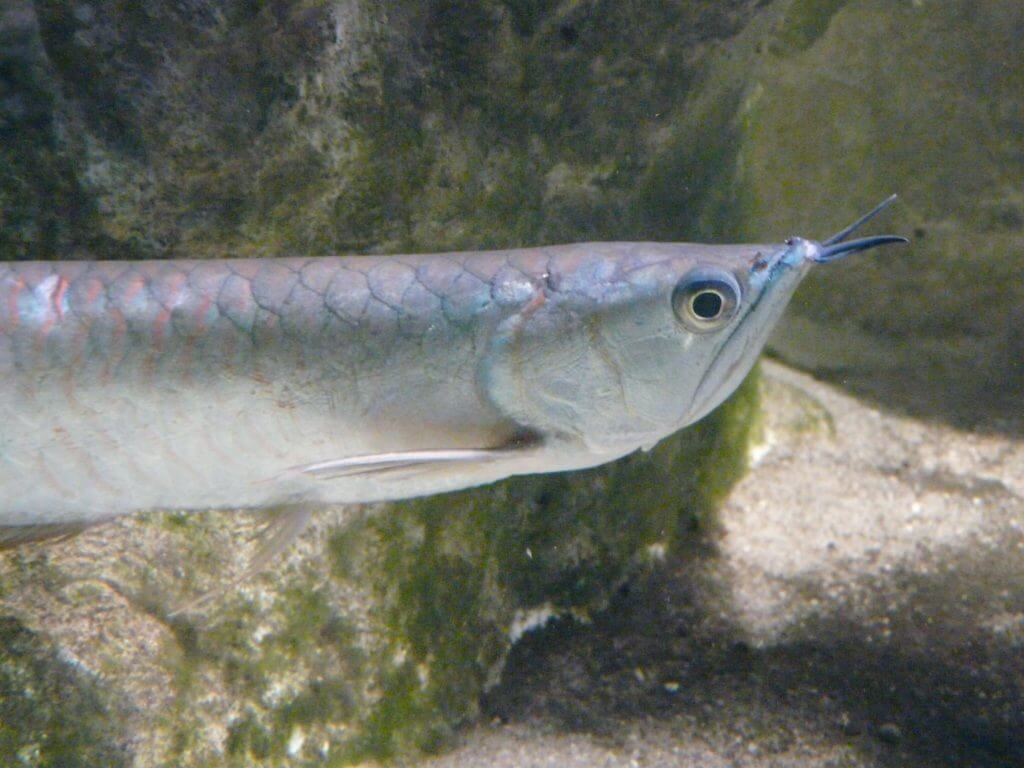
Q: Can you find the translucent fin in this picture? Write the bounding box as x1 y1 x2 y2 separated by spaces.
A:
246 504 315 576
0 521 95 551
288 448 522 481
170 504 314 617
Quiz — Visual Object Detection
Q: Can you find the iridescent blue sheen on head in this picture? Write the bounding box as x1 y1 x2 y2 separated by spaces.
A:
683 197 907 426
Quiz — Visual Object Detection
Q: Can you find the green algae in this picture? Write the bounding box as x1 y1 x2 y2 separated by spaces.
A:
155 575 370 767
0 618 129 767
769 0 849 55
97 370 758 768
1 1 776 764
1 0 763 259
728 0 1024 427
322 370 760 762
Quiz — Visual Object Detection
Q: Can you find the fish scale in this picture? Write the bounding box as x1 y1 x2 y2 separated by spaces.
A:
0 247 628 525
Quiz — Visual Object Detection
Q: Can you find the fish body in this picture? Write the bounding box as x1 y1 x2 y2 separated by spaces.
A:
0 203 905 531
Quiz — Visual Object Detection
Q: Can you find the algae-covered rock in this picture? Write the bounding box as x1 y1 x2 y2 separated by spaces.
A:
0 618 130 767
0 0 764 262
679 0 1024 429
0 3 765 763
0 374 757 766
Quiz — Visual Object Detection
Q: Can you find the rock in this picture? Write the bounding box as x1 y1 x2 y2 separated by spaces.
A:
0 618 131 767
720 0 1024 430
876 723 902 745
0 2 769 762
0 379 756 767
440 361 1024 767
0 0 765 262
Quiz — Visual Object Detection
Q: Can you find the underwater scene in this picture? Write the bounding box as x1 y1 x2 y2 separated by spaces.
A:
0 1 1022 765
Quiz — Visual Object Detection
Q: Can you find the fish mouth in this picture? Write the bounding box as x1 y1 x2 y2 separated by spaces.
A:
683 202 909 426
684 240 813 425
749 237 820 286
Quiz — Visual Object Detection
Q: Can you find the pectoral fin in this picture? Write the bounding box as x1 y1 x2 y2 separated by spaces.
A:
289 447 524 481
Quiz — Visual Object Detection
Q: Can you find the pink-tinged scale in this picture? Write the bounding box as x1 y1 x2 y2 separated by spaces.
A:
2 273 25 332
227 259 271 281
144 264 190 311
217 273 259 333
31 275 71 354
461 251 507 283
67 275 107 318
299 257 344 296
441 269 491 323
52 261 91 281
541 246 589 287
507 248 550 279
324 268 371 327
108 268 147 305
250 261 301 316
163 294 216 388
367 260 417 311
49 275 70 322
12 262 56 290
182 263 229 306
414 256 463 296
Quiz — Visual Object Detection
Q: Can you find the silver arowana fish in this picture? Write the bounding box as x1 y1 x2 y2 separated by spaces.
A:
0 198 905 546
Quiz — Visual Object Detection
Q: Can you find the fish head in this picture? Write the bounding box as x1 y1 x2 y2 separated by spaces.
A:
663 236 817 429
666 223 909 431
483 199 905 463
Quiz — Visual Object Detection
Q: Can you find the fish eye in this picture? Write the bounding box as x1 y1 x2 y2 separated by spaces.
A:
672 269 741 332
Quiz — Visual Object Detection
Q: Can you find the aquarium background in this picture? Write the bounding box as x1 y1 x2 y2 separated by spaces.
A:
1 1 1022 766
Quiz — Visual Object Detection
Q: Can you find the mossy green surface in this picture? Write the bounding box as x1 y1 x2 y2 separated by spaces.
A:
0 618 130 767
1 0 765 261
112 371 757 767
722 0 1024 428
1 5 768 761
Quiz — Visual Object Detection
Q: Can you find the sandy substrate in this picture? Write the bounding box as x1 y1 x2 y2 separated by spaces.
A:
424 361 1024 768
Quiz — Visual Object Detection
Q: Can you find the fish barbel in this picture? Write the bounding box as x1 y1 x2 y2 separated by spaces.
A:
0 199 905 541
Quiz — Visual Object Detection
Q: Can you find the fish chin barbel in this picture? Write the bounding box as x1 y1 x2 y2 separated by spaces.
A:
0 197 906 555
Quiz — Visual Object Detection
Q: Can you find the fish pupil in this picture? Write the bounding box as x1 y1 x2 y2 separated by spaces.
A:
691 291 723 319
